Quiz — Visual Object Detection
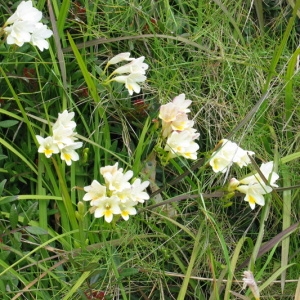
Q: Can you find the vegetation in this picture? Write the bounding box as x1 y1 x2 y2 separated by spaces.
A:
0 0 300 299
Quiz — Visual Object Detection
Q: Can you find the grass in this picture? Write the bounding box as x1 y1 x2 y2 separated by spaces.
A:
0 0 300 299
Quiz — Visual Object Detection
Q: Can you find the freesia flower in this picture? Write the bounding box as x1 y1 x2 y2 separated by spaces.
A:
3 1 53 51
36 110 82 165
119 201 137 221
210 139 254 173
4 21 35 46
112 73 146 95
36 136 59 158
102 168 133 192
172 93 192 113
52 110 76 131
83 163 150 222
30 23 53 51
158 94 199 161
236 183 272 209
107 52 133 65
129 178 150 203
165 130 199 160
5 1 42 25
60 142 83 166
83 180 107 205
159 94 192 123
239 161 279 187
92 196 121 223
113 56 149 75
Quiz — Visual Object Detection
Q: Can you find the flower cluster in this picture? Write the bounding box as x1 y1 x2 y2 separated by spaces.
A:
229 161 279 209
36 110 82 165
158 94 200 160
2 1 53 51
209 139 255 173
83 163 150 223
107 52 148 95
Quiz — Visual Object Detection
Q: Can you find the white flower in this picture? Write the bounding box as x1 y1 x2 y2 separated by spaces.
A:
210 139 254 173
4 1 52 50
236 183 272 209
52 125 77 149
83 180 107 205
159 94 192 123
30 23 53 51
165 130 199 160
159 103 179 123
172 94 192 113
84 163 150 222
119 201 137 221
113 56 148 75
129 178 150 203
107 52 134 65
240 161 279 187
36 135 59 158
60 142 82 166
92 196 121 223
4 21 34 46
100 162 119 177
170 112 194 131
103 168 133 192
52 110 76 131
5 1 42 25
112 73 146 95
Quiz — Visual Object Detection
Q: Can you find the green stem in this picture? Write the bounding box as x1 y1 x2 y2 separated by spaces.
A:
52 157 79 240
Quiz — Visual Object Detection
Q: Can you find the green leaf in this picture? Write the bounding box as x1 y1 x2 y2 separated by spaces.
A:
119 268 139 278
0 120 19 128
9 204 18 229
0 155 8 161
25 226 48 235
0 180 6 196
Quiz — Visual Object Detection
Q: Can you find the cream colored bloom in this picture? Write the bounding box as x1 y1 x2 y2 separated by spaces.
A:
210 139 254 173
159 103 179 123
5 1 42 25
172 93 192 113
4 21 35 46
83 180 107 205
129 178 150 203
113 73 146 95
92 196 121 223
52 110 76 131
36 135 59 158
83 163 150 222
236 183 272 209
4 1 52 51
240 161 279 187
30 23 53 51
113 56 148 75
119 201 137 221
60 142 82 166
107 52 133 65
103 169 133 192
165 130 199 160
